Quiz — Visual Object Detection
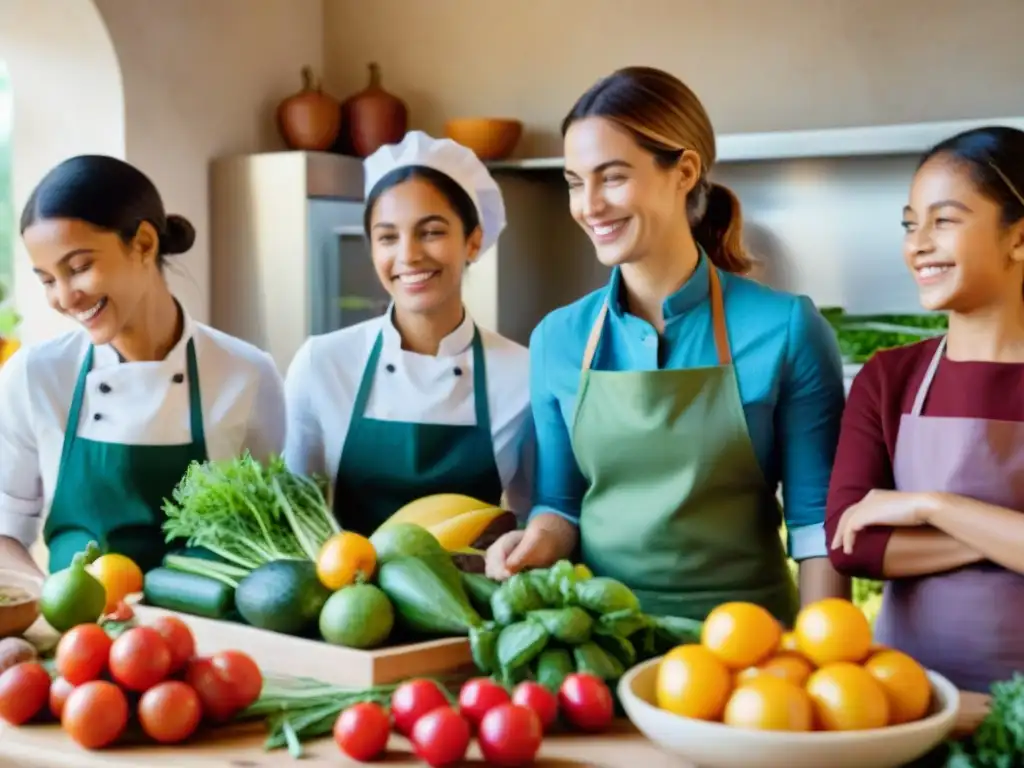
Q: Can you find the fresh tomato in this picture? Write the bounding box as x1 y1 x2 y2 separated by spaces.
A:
49 677 76 720
334 701 390 761
148 617 195 673
0 662 50 725
105 600 135 623
138 681 202 744
55 624 112 685
184 651 262 722
558 673 614 732
512 681 559 731
478 703 544 766
458 677 510 729
210 650 261 709
61 680 129 749
108 626 172 692
391 678 448 735
410 706 471 767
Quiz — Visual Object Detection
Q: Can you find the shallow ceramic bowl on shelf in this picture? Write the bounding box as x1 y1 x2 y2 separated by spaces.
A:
618 655 959 768
0 569 43 638
444 117 523 160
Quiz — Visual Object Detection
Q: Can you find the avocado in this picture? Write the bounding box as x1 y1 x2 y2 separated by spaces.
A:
235 559 331 636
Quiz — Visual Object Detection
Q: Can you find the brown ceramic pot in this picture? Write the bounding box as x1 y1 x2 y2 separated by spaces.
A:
341 62 408 158
277 66 341 151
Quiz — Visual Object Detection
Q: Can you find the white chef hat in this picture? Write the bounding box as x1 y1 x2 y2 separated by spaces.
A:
363 130 507 254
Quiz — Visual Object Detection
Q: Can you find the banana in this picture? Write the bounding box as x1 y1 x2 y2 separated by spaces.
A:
427 506 507 551
375 493 492 533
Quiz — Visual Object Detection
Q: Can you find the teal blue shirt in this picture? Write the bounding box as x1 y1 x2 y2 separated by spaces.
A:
529 253 845 561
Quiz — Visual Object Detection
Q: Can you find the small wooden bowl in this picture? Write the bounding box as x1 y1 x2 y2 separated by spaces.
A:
0 570 42 638
444 117 523 161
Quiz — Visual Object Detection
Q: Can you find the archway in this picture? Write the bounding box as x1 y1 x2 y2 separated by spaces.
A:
0 0 125 345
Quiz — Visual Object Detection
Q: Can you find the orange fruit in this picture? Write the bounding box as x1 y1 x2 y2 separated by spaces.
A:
701 602 782 669
656 644 733 721
736 651 815 687
864 650 932 725
793 598 872 666
780 631 801 653
723 675 814 732
88 554 144 614
806 662 890 731
315 532 377 590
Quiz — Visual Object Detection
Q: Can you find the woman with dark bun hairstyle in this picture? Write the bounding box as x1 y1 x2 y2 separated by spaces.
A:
0 155 286 576
828 126 1024 692
485 67 849 624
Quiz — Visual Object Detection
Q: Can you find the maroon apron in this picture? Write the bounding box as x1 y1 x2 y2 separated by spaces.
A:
874 336 1024 692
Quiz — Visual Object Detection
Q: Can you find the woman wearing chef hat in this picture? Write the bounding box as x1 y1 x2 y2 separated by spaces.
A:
484 67 849 623
0 155 286 576
284 131 532 534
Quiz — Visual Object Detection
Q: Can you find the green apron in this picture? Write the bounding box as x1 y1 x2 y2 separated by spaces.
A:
572 265 797 623
333 326 504 536
44 340 208 574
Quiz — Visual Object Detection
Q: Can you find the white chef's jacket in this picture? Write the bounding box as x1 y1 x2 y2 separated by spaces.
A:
0 310 287 548
284 309 534 518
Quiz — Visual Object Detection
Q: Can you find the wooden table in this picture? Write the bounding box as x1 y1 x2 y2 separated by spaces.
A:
0 719 690 767
0 695 990 768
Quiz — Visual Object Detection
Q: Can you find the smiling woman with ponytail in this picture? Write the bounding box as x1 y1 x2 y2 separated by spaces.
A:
484 66 850 624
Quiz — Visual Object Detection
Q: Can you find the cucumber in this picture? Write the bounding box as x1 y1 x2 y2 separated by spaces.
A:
143 567 235 620
378 556 482 636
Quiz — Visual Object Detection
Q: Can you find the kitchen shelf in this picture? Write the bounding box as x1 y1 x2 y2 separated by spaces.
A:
487 116 1024 170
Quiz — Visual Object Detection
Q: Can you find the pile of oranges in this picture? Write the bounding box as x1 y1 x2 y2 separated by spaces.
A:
655 598 932 732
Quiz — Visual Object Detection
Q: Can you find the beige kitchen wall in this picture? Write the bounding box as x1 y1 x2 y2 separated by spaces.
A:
323 0 1023 157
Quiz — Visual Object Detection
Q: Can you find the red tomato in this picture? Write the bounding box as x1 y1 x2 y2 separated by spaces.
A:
184 657 238 723
333 701 390 761
390 678 448 735
410 706 470 767
106 601 135 623
108 626 172 692
210 651 262 710
458 677 510 729
0 662 50 725
61 680 129 749
148 617 195 673
558 673 614 732
49 677 76 720
478 703 543 766
512 681 559 731
55 624 112 685
138 681 202 744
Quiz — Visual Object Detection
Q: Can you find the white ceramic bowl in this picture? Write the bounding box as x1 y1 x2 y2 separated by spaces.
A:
618 655 959 768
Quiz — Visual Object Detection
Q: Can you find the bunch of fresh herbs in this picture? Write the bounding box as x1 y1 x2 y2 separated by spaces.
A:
947 674 1024 767
161 454 339 572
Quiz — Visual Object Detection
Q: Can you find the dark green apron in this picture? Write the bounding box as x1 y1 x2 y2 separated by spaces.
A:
333 327 504 536
572 266 798 624
44 340 208 574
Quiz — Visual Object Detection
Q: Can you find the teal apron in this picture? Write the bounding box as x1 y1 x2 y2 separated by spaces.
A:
333 326 504 536
571 265 798 623
43 340 208 574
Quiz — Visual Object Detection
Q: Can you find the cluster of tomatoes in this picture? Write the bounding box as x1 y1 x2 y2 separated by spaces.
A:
335 672 615 767
0 617 262 749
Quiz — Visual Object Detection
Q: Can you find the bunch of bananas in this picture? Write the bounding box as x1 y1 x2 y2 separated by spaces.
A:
374 494 509 552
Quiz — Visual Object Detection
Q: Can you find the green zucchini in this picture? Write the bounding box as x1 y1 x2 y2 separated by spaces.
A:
573 641 624 681
534 647 574 692
143 567 235 620
527 607 594 644
461 572 499 618
496 620 549 673
378 556 482 636
574 577 641 615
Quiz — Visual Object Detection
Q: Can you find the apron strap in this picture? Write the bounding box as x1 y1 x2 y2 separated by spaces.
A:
184 338 206 449
911 335 946 416
352 332 385 419
580 262 732 373
470 328 492 428
59 345 94 474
